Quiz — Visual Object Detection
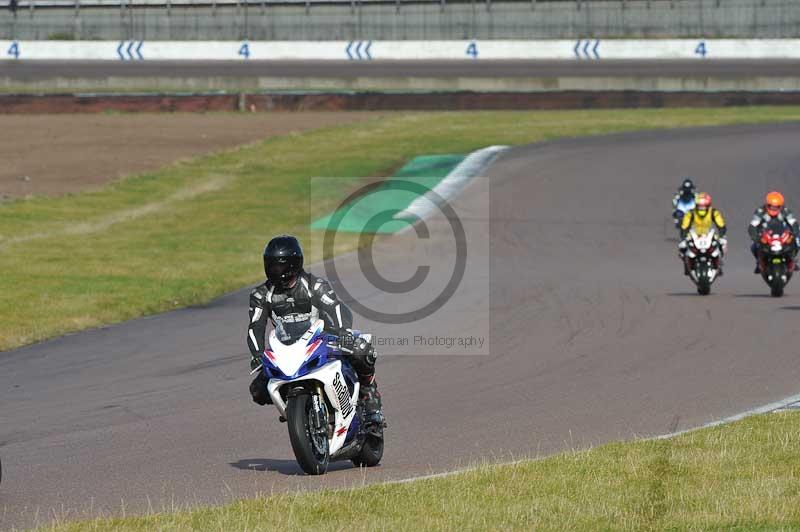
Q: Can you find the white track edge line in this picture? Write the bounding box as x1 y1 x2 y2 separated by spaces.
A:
379 392 800 487
651 392 800 440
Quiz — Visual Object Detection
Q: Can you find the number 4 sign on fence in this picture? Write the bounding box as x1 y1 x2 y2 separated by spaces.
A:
695 41 707 58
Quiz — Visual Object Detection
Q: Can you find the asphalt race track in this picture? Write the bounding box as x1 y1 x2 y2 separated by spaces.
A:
4 123 800 528
3 59 800 82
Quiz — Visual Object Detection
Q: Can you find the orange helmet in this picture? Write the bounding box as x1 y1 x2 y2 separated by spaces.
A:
765 191 785 217
695 192 712 215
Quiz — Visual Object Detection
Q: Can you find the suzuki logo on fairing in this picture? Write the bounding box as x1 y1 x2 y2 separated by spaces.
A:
333 373 353 417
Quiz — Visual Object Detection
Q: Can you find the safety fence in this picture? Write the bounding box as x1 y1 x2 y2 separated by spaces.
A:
1 0 800 40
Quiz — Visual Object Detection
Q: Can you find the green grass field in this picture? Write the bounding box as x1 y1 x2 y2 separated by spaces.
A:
4 108 800 351
42 410 800 531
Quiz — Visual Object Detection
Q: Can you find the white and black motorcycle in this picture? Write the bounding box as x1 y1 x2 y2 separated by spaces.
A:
682 227 724 295
252 319 384 475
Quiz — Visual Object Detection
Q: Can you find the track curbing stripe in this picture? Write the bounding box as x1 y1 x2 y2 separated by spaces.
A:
394 144 508 223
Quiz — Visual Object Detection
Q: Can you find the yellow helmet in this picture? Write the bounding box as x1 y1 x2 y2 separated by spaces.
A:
695 192 712 216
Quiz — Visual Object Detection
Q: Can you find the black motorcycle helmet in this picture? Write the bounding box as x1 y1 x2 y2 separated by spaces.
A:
680 178 696 196
263 235 304 289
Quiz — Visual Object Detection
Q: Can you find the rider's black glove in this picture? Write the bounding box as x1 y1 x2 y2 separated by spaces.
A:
339 330 356 353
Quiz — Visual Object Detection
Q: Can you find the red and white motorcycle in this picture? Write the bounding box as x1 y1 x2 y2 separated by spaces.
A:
757 219 796 297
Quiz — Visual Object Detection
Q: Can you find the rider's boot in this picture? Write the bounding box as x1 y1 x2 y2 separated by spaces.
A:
249 372 272 406
683 259 690 276
359 378 385 427
752 243 762 274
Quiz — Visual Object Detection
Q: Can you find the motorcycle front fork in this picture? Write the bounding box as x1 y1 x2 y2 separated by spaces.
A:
310 385 332 439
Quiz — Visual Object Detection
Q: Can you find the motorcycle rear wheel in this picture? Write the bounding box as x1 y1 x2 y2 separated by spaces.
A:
287 394 330 475
352 433 384 468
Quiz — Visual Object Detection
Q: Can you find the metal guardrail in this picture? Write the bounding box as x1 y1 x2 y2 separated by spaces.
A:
9 0 444 6
0 0 672 8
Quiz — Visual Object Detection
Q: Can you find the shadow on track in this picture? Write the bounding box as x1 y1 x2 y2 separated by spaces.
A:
229 458 353 476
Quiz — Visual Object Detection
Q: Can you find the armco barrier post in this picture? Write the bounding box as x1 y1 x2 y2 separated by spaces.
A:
166 0 171 40
74 0 80 40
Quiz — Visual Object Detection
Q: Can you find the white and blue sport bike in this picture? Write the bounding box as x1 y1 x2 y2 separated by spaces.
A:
252 319 384 475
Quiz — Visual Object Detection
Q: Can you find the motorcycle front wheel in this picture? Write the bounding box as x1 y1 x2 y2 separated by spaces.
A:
696 279 711 295
771 281 785 298
287 394 330 475
769 264 786 298
694 265 711 295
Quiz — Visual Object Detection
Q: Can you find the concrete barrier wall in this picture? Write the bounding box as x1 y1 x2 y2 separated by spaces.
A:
4 39 800 61
5 90 800 114
3 0 800 41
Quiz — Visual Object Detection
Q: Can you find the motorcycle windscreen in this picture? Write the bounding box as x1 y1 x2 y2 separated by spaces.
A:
676 197 695 211
274 318 313 345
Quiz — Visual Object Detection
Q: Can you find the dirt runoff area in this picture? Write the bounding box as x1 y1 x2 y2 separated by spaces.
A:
0 112 383 199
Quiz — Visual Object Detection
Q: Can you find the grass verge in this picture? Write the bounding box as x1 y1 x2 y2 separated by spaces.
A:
3 108 800 351
43 410 800 531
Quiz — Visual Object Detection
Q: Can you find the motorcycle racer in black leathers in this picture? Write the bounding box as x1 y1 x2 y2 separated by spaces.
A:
672 178 697 213
247 235 384 425
748 191 800 274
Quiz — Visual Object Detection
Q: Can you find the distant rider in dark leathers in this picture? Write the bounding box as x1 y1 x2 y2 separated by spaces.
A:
748 191 800 274
247 235 383 425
